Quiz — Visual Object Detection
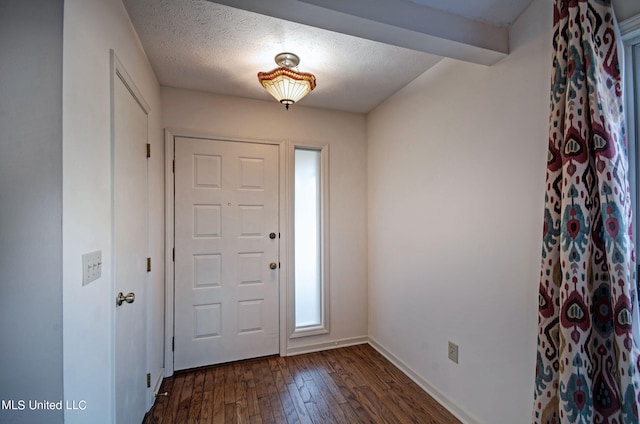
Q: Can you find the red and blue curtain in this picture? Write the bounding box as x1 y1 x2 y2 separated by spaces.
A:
534 0 640 422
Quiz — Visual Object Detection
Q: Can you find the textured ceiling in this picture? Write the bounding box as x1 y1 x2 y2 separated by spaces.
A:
123 0 534 113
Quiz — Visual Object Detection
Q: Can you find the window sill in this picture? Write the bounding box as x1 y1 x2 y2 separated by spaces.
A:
290 326 329 339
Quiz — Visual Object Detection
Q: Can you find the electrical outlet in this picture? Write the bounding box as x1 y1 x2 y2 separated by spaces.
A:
448 341 459 364
82 250 102 286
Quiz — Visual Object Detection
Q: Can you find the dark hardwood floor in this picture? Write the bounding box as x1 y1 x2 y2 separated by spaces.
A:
143 343 461 424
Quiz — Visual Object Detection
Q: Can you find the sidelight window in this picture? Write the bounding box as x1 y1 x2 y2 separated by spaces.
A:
292 146 329 335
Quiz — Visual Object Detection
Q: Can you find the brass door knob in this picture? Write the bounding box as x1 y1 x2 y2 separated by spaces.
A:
269 262 277 270
116 292 135 306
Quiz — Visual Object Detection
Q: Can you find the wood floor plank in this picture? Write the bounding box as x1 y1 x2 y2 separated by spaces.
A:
250 415 264 424
243 365 260 418
260 361 288 423
159 374 183 424
143 344 462 424
174 372 195 424
305 354 347 405
325 368 373 423
302 361 350 423
344 348 392 392
295 380 313 404
212 366 225 424
256 393 276 424
186 370 205 424
332 348 370 389
251 361 268 400
287 355 307 390
224 364 236 405
350 386 387 424
203 367 216 392
199 391 214 424
198 369 215 424
358 385 404 424
338 401 370 424
233 363 250 423
290 355 314 382
273 369 300 424
272 356 295 385
303 377 341 423
224 402 236 423
285 382 312 424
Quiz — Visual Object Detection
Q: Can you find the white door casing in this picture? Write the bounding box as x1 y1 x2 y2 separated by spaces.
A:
112 53 149 424
174 136 280 370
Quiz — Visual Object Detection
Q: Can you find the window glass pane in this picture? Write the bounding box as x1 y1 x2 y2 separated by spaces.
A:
294 148 321 328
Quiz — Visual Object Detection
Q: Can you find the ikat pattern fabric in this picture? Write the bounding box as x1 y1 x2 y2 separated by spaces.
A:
534 0 640 423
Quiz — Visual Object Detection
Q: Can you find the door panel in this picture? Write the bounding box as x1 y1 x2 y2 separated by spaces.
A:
113 72 148 423
174 137 279 370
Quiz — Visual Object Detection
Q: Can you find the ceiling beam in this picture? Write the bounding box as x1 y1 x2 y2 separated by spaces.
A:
209 0 508 65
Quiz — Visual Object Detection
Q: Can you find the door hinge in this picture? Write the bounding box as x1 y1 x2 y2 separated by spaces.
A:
147 257 151 272
146 143 151 158
172 337 175 352
172 248 175 262
146 373 151 388
172 159 175 173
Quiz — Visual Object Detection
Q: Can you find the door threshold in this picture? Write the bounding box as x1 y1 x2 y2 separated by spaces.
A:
173 354 280 375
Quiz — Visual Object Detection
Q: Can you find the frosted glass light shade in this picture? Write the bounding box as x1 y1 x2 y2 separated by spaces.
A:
257 67 316 109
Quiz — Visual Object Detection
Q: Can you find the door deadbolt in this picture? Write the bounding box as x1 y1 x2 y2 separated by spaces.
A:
269 262 278 270
116 292 135 306
269 232 277 239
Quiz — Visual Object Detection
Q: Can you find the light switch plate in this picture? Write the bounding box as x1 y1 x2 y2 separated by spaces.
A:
82 250 102 285
448 341 459 364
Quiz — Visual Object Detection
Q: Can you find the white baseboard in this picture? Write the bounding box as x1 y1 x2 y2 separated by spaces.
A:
146 367 165 412
152 368 164 395
286 335 369 356
367 337 480 424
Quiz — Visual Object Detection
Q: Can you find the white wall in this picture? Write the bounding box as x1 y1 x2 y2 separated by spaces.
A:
0 1 64 423
366 0 551 422
616 0 640 21
63 0 163 422
162 88 368 353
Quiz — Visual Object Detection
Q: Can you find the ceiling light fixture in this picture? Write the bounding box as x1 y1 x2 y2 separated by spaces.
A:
257 53 316 110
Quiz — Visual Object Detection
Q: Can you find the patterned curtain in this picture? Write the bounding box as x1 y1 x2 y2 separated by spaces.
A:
534 0 640 422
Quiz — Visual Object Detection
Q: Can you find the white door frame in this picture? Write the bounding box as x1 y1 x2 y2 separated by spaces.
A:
163 128 288 376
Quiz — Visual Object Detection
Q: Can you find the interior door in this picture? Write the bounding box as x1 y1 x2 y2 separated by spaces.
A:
113 65 148 423
174 136 279 371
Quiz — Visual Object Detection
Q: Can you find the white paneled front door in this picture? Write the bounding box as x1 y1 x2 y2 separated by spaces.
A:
174 136 279 371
